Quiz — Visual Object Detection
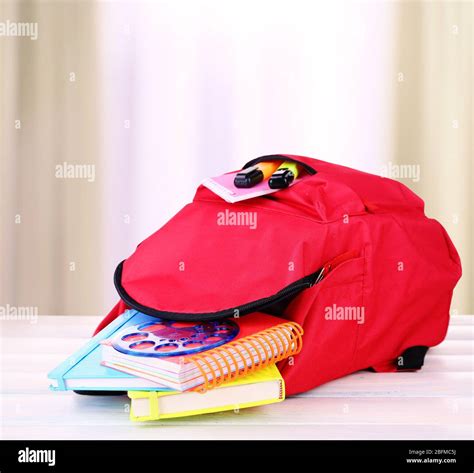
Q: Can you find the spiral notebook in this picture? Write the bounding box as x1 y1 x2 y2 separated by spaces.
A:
101 312 303 392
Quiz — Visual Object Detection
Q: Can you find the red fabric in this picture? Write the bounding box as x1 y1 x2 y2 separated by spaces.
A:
95 156 462 395
94 300 129 335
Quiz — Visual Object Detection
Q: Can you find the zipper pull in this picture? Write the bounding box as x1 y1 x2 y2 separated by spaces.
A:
311 250 359 286
311 267 326 286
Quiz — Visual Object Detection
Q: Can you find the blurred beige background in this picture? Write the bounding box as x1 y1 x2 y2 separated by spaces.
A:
0 0 472 316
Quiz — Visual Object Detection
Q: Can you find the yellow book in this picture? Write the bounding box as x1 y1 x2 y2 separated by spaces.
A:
128 364 285 421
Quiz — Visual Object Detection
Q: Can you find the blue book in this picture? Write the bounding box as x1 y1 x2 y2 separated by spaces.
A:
48 310 173 392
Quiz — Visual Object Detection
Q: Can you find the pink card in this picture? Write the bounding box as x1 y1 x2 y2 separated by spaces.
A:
202 169 308 203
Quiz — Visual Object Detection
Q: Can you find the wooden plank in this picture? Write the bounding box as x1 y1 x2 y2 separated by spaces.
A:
0 396 471 440
429 340 474 356
445 324 474 340
1 394 470 426
2 423 471 441
448 315 474 326
421 355 474 372
2 369 472 399
0 317 101 339
298 371 472 398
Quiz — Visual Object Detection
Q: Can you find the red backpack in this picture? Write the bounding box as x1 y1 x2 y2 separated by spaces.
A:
95 155 462 395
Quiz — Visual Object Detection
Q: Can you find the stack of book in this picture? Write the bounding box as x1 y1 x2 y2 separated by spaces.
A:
48 310 303 421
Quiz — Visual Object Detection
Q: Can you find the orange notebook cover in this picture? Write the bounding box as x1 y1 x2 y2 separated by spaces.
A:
101 312 303 392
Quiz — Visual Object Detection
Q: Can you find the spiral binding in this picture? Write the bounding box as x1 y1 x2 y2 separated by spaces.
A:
188 321 304 393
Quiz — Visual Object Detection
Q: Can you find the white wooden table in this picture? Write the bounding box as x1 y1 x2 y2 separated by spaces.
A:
1 315 472 440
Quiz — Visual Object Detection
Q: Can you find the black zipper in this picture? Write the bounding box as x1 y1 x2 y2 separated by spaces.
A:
243 155 317 175
114 261 324 322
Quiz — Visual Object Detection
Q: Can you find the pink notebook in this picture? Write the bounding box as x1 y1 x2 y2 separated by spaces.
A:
202 169 309 203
